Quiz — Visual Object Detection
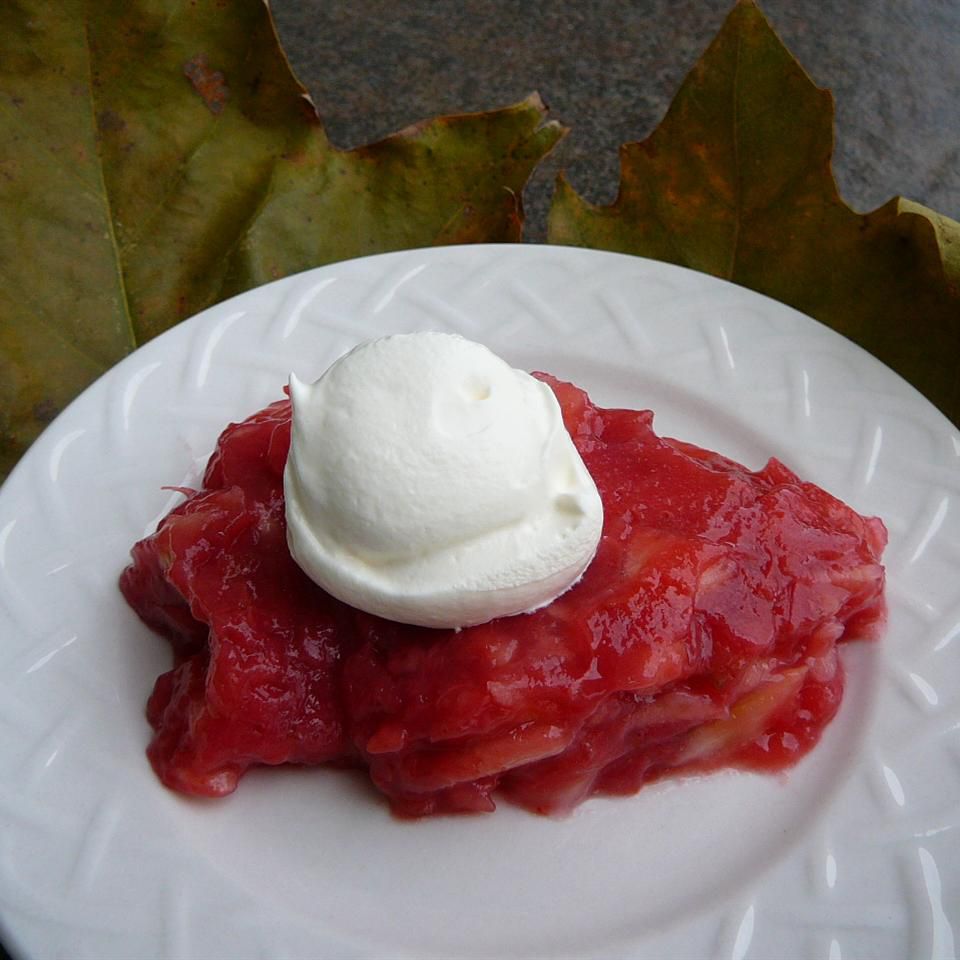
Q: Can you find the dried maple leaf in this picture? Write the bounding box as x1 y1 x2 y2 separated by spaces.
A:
0 0 564 477
548 0 960 426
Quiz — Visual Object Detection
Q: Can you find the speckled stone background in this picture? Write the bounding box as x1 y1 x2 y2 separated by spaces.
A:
270 0 960 242
1 3 957 959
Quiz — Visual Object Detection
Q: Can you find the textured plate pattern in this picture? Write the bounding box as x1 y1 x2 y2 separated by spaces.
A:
0 246 957 960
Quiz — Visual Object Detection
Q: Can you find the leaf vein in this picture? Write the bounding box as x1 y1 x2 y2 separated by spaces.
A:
726 28 743 280
82 13 137 351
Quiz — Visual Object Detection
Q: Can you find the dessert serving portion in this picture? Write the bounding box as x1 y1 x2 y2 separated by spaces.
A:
120 333 887 817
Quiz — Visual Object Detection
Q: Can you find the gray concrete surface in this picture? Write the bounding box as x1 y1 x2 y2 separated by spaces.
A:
270 0 960 240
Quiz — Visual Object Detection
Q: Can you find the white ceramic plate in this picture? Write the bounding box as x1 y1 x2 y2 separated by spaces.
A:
1 245 958 960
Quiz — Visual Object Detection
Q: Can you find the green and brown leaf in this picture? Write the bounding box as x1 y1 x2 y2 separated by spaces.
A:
0 0 564 476
549 0 960 426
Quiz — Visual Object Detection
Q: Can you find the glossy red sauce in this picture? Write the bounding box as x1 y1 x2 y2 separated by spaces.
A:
120 375 886 816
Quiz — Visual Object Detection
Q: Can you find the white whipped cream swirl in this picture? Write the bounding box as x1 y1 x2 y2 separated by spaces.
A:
284 332 603 628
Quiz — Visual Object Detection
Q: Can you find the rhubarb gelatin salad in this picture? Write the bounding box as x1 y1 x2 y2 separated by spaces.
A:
120 350 886 817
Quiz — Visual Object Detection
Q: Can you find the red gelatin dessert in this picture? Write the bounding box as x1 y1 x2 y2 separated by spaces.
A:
120 374 886 816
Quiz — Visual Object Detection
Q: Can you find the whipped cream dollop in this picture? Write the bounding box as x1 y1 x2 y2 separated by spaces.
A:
283 332 604 629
